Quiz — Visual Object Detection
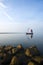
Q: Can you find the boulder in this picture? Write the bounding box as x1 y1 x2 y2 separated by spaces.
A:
32 56 43 63
10 56 19 65
25 45 40 57
4 45 13 51
29 46 40 56
0 45 43 65
0 53 7 63
11 48 17 54
17 44 23 49
25 48 32 57
27 61 35 65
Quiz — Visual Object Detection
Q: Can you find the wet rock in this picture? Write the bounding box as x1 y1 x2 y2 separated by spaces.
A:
11 47 18 54
16 44 24 56
0 52 12 65
0 44 43 65
10 56 19 65
17 44 23 49
25 46 40 57
0 53 7 63
4 45 13 51
7 50 12 54
27 61 35 65
25 48 32 57
32 56 43 63
0 46 4 53
29 46 40 56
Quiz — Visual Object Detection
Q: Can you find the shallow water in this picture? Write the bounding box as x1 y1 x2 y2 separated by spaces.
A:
0 32 43 55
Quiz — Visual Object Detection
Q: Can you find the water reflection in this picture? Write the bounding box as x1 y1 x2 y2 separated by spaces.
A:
26 34 33 39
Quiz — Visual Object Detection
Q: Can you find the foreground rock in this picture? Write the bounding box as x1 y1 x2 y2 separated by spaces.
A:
10 56 19 65
27 61 35 65
0 44 43 65
25 46 40 57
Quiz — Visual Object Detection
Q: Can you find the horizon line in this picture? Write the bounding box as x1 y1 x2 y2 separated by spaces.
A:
0 32 25 34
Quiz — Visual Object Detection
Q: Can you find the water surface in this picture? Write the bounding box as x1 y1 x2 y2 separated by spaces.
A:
0 32 43 55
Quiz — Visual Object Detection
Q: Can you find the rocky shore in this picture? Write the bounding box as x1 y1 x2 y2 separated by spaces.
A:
0 44 43 65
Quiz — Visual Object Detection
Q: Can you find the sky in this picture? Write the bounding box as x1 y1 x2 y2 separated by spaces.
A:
0 0 43 32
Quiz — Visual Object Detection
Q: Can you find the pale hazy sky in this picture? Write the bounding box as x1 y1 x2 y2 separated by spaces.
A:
0 0 43 32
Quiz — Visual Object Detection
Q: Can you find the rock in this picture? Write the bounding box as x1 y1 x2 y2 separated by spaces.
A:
0 52 12 65
0 45 43 65
16 44 24 56
10 56 19 65
4 45 13 51
11 47 22 56
7 50 12 54
11 47 17 54
25 45 40 57
17 44 23 49
25 48 32 57
0 53 7 63
27 61 35 65
29 46 40 56
32 56 43 63
0 46 3 49
0 46 4 53
0 49 2 53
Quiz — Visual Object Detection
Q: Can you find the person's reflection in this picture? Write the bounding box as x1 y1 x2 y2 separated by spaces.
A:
26 34 33 39
31 34 33 39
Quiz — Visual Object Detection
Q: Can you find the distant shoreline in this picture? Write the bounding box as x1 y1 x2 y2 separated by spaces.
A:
0 32 25 34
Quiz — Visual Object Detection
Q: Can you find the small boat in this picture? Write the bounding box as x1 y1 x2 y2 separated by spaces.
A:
26 33 33 35
26 29 33 35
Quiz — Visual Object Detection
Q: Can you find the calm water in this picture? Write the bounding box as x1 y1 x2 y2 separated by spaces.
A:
0 32 43 55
